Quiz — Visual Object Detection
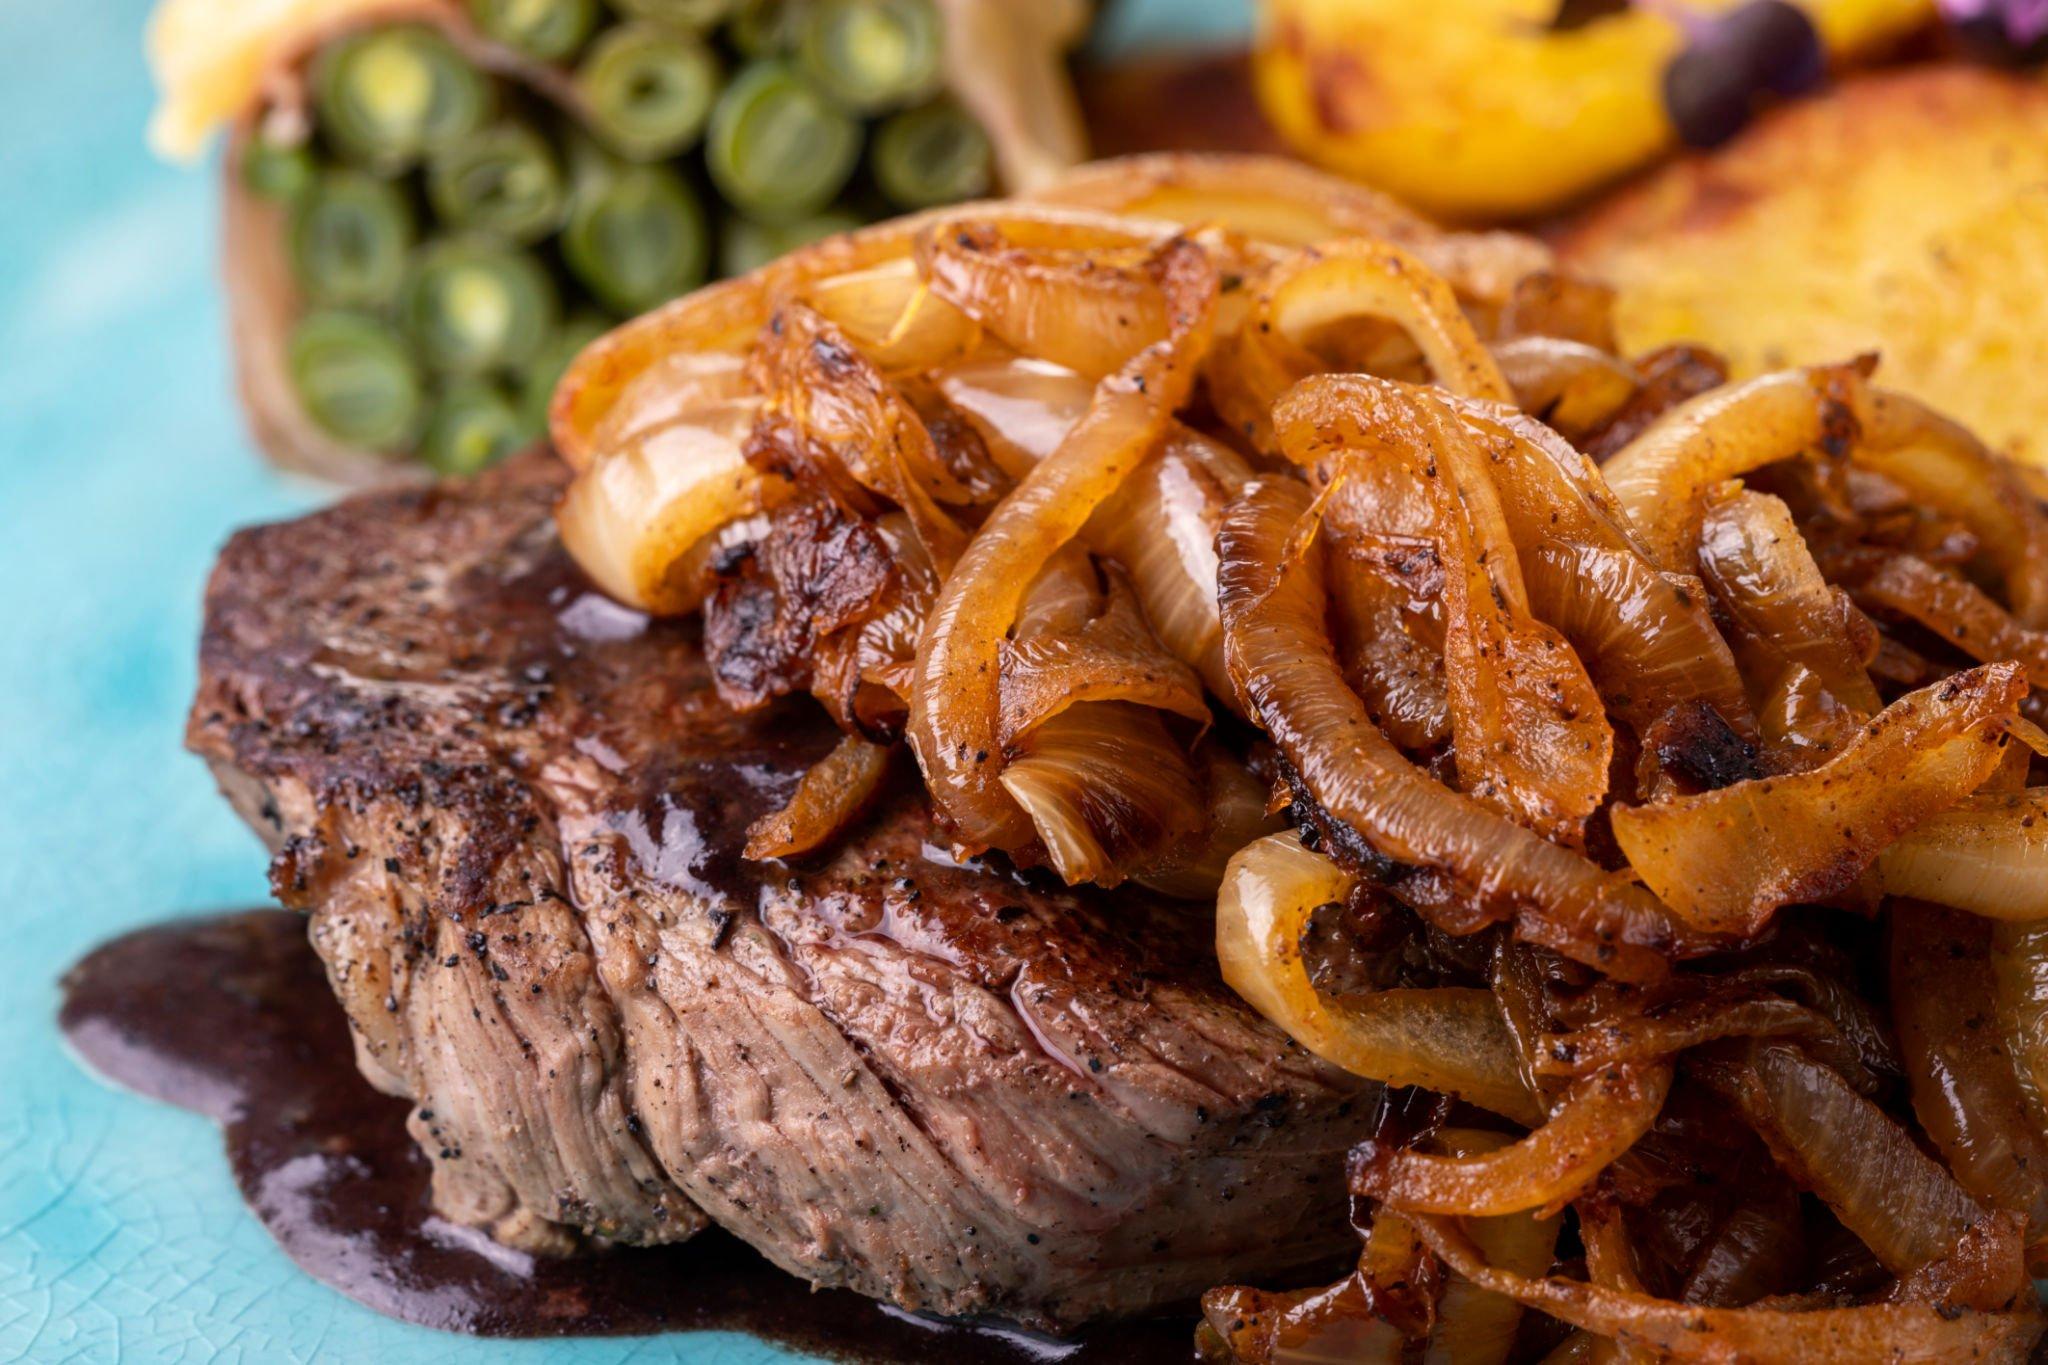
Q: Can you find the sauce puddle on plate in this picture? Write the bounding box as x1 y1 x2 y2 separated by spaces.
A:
59 910 1196 1362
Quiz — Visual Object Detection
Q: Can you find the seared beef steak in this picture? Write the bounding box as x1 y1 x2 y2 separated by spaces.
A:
188 454 1367 1329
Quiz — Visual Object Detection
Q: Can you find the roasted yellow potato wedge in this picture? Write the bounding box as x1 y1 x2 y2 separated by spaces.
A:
1254 0 1933 220
1557 63 2048 469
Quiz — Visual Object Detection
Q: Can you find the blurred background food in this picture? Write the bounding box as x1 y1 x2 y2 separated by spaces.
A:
146 0 2048 484
1556 62 2048 469
149 0 1089 480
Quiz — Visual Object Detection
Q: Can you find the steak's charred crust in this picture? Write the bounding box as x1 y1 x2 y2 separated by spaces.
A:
189 453 1369 1327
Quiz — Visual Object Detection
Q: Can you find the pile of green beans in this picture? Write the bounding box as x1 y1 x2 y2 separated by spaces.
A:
248 0 999 472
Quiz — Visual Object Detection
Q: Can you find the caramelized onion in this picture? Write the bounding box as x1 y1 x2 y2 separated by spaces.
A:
1854 554 2048 687
1350 1062 1671 1218
1600 364 1865 574
801 258 981 375
1698 1041 1984 1276
1493 337 1638 441
555 396 773 615
745 736 893 860
1991 920 2048 1137
1214 832 1541 1124
1407 1213 2044 1364
999 701 1204 887
1134 743 1282 900
1891 902 2048 1267
1853 387 2048 627
1531 992 1837 1078
1878 790 2048 919
1216 477 1687 979
908 235 1216 853
935 355 1090 479
1610 663 2028 936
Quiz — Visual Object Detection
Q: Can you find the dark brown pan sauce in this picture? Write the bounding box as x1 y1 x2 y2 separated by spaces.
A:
59 909 1198 1362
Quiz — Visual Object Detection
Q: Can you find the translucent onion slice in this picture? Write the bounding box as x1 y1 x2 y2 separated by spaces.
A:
744 735 893 860
1423 1129 1565 1365
1697 1041 1984 1276
1992 920 2048 1139
1531 992 1838 1077
998 550 1209 744
915 216 1172 379
1601 363 1866 574
1279 237 1511 396
1214 831 1541 1124
1698 484 1882 723
1349 1061 1671 1217
1216 477 1691 980
1610 663 2028 936
935 356 1091 480
1279 378 1612 844
908 236 1216 854
801 258 982 375
1855 554 2048 688
1084 426 1252 703
1407 1213 2045 1365
1879 790 2048 919
749 302 968 571
1854 386 2048 628
1133 743 1282 900
578 349 753 475
998 701 1203 888
1891 902 2048 1267
555 396 772 614
1493 336 1638 440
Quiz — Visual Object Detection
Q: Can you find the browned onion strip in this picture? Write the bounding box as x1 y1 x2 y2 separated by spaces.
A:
999 701 1204 887
1698 485 1882 727
1879 790 2048 919
744 736 894 860
555 397 775 615
1854 554 2048 688
1278 378 1613 843
1698 1041 1985 1276
1349 1062 1671 1217
1263 241 1514 403
1854 387 2048 628
1406 1213 2045 1364
1214 831 1542 1124
998 550 1209 743
748 303 968 572
1532 993 1837 1078
1427 1129 1565 1365
1082 427 1252 704
1600 364 1865 575
1610 663 2028 936
916 218 1172 379
1133 743 1281 900
1493 337 1638 440
907 236 1217 853
800 259 982 375
1216 477 1690 979
1891 902 2048 1268
1992 921 2048 1139
936 356 1091 479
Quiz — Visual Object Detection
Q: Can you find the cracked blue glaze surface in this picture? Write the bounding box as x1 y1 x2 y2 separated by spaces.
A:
0 2 1250 1361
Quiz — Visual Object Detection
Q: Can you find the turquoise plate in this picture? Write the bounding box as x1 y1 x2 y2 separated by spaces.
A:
0 1 1249 1361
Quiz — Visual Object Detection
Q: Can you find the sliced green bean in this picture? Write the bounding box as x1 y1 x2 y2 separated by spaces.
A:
871 98 991 209
561 162 710 313
287 169 416 308
574 23 722 161
427 122 566 243
706 60 861 223
798 0 941 113
727 0 805 58
287 310 425 450
312 25 493 171
719 206 861 277
465 0 598 63
403 238 560 375
419 378 532 474
610 0 738 29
